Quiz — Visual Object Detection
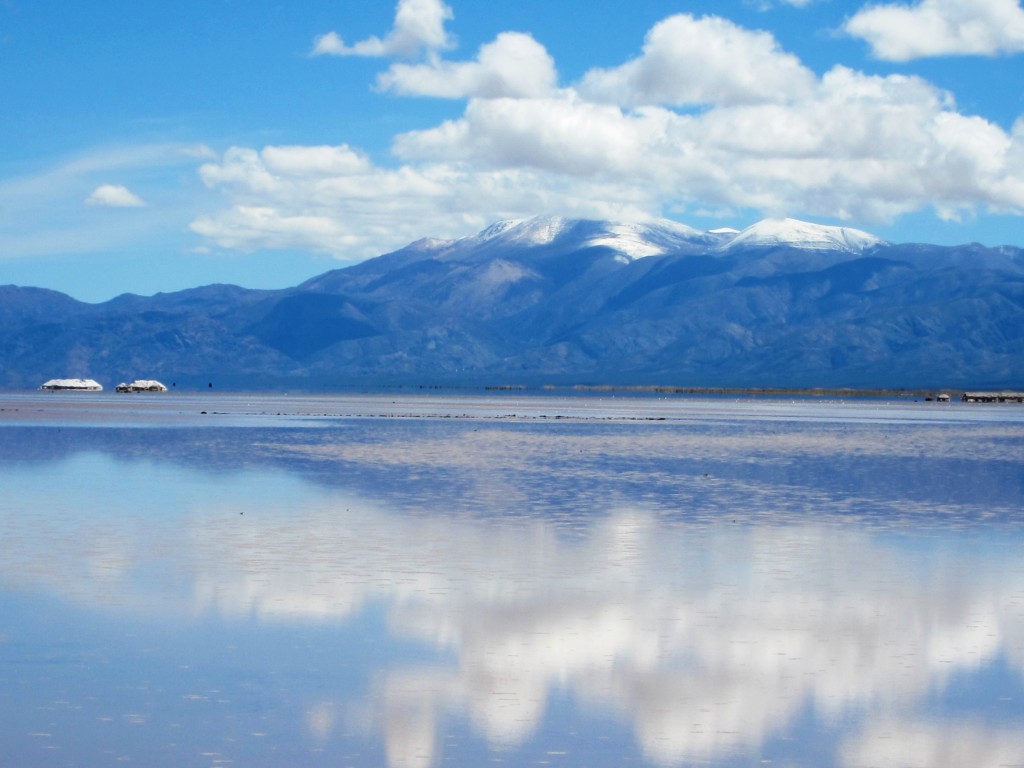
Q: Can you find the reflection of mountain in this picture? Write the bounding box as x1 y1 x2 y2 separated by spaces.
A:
2 408 1024 767
2 403 1022 524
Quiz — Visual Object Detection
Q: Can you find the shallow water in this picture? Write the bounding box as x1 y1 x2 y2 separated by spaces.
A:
1 393 1023 767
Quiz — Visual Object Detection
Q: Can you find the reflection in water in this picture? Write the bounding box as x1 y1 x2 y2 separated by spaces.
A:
228 512 1020 767
0 399 1023 767
842 718 1024 768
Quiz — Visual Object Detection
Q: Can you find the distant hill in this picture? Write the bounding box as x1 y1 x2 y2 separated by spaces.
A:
2 217 1022 390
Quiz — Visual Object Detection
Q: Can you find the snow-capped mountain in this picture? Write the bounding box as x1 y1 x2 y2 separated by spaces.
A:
374 215 884 270
1 217 1021 390
417 216 729 264
723 218 886 253
500 215 888 255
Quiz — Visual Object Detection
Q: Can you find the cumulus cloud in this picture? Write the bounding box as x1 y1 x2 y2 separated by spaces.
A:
845 0 1024 61
580 14 816 107
377 31 557 99
85 183 146 207
190 205 356 253
393 96 668 175
192 11 1024 259
191 143 659 258
391 64 1024 223
311 0 454 58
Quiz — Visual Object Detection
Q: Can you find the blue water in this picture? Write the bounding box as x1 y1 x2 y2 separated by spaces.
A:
1 393 1023 767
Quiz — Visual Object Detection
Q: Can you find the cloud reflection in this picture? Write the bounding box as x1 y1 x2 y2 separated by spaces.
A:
179 497 1024 766
2 422 1023 767
841 718 1024 768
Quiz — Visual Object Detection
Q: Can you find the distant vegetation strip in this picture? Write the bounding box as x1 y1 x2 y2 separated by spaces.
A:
452 383 955 398
572 384 939 398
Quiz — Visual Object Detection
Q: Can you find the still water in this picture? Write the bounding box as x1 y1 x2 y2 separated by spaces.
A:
1 392 1023 767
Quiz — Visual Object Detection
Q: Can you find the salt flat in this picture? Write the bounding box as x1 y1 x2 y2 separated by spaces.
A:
1 393 1022 767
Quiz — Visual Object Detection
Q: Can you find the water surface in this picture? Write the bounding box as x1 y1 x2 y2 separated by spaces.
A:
1 393 1023 767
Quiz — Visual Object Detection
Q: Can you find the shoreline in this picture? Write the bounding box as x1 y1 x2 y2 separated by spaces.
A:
5 383 1021 401
4 389 1023 431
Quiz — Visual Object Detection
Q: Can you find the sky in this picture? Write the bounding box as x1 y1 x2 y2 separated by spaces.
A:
2 0 1024 302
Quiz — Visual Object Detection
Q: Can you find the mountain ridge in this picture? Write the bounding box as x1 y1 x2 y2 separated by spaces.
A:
1 217 1022 390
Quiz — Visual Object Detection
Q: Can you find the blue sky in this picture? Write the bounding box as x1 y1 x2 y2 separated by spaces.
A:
2 0 1024 302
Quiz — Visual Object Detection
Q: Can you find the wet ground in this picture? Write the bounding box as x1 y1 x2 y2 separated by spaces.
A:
1 392 1022 767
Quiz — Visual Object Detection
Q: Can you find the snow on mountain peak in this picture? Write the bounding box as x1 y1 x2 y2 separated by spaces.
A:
434 215 884 265
475 218 524 241
583 221 710 259
460 216 721 262
406 236 454 252
724 218 885 253
584 223 664 259
476 216 571 246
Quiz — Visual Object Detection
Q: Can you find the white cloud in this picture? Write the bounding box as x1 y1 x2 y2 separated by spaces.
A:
670 66 1019 220
192 143 660 258
845 0 1024 61
192 12 1024 259
393 96 668 176
377 31 557 99
579 14 816 107
311 0 454 58
0 144 211 260
259 144 372 177
190 205 356 253
85 183 145 208
389 65 1024 224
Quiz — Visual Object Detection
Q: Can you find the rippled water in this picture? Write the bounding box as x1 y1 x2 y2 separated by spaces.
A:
1 392 1023 767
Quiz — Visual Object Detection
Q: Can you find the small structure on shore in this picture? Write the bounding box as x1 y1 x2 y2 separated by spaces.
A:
115 379 168 393
40 378 103 391
962 391 1024 403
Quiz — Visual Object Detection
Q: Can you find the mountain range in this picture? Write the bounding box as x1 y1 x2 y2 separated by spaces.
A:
2 216 1022 390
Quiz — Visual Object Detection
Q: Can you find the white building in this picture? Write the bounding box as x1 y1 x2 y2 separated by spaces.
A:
40 378 103 391
115 380 168 393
